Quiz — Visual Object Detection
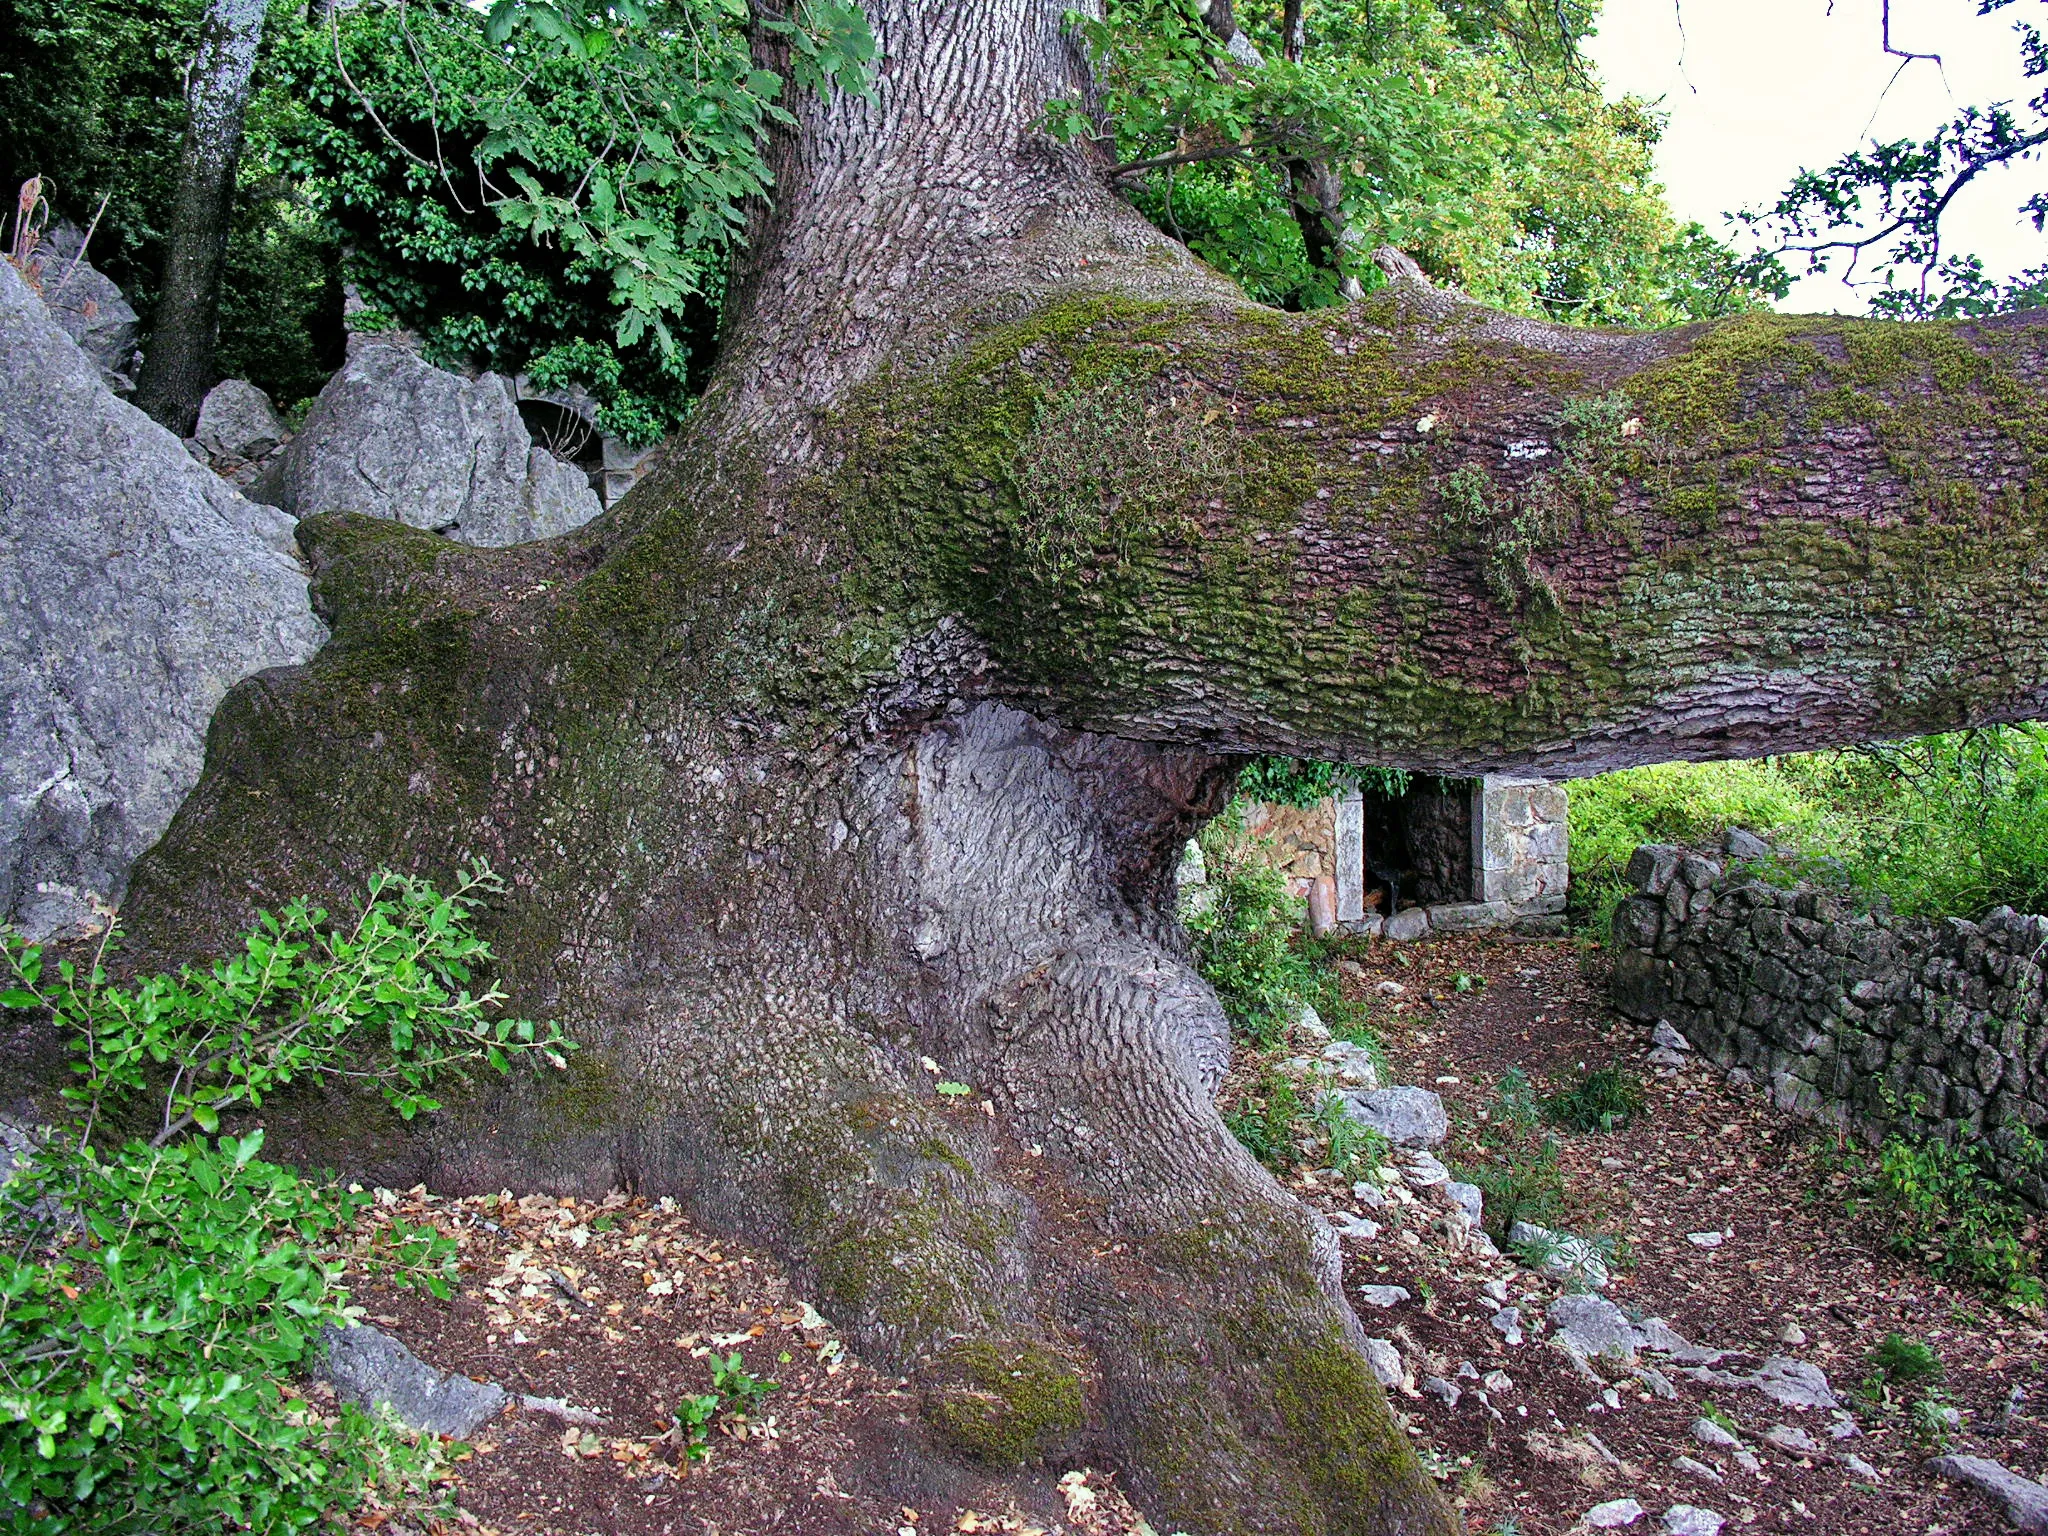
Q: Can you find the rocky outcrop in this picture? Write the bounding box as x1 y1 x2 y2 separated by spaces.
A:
274 338 603 545
22 223 142 393
1609 836 2048 1210
0 258 326 938
193 377 289 491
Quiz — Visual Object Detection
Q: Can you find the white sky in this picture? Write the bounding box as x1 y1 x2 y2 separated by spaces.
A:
1583 0 2048 312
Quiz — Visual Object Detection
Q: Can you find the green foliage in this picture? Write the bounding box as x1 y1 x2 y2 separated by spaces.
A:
1056 0 1782 320
670 1392 720 1461
707 1351 775 1416
0 865 574 1532
1865 1332 1944 1389
1233 757 1412 808
1857 1128 2044 1305
1185 804 1319 1046
1224 1070 1303 1169
1456 1069 1565 1242
1569 726 2048 931
1311 1091 1392 1180
1540 1067 1645 1134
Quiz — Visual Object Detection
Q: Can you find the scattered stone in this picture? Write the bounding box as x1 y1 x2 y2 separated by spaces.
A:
1490 1306 1524 1346
1481 1277 1510 1304
1924 1456 2048 1535
1674 1455 1724 1485
1444 1180 1484 1225
1647 1047 1691 1069
1423 1375 1461 1408
1361 1337 1403 1388
1356 1284 1410 1308
1351 1180 1387 1209
1651 1020 1693 1052
1844 1454 1880 1481
1600 1156 1627 1171
1384 906 1430 942
1396 1149 1450 1187
1691 1417 1740 1450
1337 1086 1448 1147
1762 1423 1818 1456
1733 1450 1763 1475
1328 1212 1382 1242
1634 1365 1677 1400
1483 1369 1513 1393
1375 979 1407 998
1747 1356 1838 1412
1585 1497 1645 1528
1294 1002 1327 1039
1827 1413 1862 1440
1775 1319 1808 1346
1660 1507 1725 1536
318 1323 506 1438
194 377 287 475
1685 1231 1725 1249
1320 1039 1377 1086
1548 1294 1639 1362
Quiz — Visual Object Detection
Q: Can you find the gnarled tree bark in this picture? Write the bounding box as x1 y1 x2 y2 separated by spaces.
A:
119 2 2048 1531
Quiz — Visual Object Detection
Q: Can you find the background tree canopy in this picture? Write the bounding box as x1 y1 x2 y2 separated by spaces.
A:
0 0 2034 423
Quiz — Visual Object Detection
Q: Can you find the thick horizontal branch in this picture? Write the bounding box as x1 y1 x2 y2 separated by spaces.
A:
830 276 2048 776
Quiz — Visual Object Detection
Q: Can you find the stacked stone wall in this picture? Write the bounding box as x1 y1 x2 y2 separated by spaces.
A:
1609 841 2048 1210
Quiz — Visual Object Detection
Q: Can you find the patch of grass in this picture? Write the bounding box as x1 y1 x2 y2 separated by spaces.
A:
1224 1070 1303 1169
1541 1066 1646 1133
1457 1070 1567 1243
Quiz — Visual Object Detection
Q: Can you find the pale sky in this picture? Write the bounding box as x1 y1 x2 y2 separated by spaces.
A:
1584 0 2047 313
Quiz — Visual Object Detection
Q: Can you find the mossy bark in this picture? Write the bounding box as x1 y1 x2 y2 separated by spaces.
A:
118 3 2048 1531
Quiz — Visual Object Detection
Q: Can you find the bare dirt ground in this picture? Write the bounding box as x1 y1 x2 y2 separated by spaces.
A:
331 933 2045 1536
1304 933 2048 1536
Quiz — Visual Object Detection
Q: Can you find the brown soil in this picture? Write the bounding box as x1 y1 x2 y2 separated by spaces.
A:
332 934 2045 1536
1301 933 2048 1536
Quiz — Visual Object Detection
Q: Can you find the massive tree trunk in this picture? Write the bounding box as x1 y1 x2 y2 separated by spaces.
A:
118 2 2048 1531
134 0 266 435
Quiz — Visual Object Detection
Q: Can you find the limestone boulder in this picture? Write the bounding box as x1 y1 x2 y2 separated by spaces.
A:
275 338 602 545
25 224 141 392
0 258 325 937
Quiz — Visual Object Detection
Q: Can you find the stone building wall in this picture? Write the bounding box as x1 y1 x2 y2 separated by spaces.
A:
1608 839 2048 1210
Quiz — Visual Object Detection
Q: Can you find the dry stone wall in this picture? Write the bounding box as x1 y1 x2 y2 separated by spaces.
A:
1608 839 2048 1210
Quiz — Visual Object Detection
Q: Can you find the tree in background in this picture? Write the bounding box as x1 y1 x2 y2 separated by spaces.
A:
135 0 269 433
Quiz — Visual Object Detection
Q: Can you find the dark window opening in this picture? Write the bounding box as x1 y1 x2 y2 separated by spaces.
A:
1362 777 1475 911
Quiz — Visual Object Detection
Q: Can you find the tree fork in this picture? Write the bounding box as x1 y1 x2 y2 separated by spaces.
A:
117 2 2048 1531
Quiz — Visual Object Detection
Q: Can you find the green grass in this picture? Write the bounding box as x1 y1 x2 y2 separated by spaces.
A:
1569 725 2048 931
1541 1066 1646 1133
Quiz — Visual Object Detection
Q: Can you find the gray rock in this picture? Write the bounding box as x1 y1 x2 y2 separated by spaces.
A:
1762 1423 1818 1455
1320 1038 1377 1086
195 378 287 468
0 259 324 937
1396 1149 1449 1187
1585 1497 1645 1527
1508 1220 1610 1289
1338 1086 1447 1147
1422 1375 1460 1407
1361 1336 1403 1388
1674 1455 1724 1484
1724 827 1773 861
1732 1450 1762 1475
318 1323 506 1438
1923 1453 2048 1533
1651 1019 1693 1052
1748 1356 1838 1412
1490 1306 1524 1345
27 223 140 391
1374 979 1407 997
1384 905 1430 942
1328 1212 1381 1242
1350 1179 1387 1209
1660 1508 1725 1536
1425 900 1508 934
277 338 602 546
1293 1002 1327 1039
1625 843 1681 894
1647 1047 1691 1069
1843 1454 1880 1481
1691 1417 1740 1449
1356 1284 1409 1308
1548 1294 1639 1361
1444 1180 1484 1225
1686 1231 1725 1249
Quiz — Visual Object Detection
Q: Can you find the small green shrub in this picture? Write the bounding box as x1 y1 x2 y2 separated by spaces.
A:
1312 1092 1392 1180
0 863 574 1532
1458 1071 1566 1243
1541 1067 1646 1134
707 1351 776 1417
1185 804 1319 1047
1860 1130 2043 1304
1866 1332 1944 1389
